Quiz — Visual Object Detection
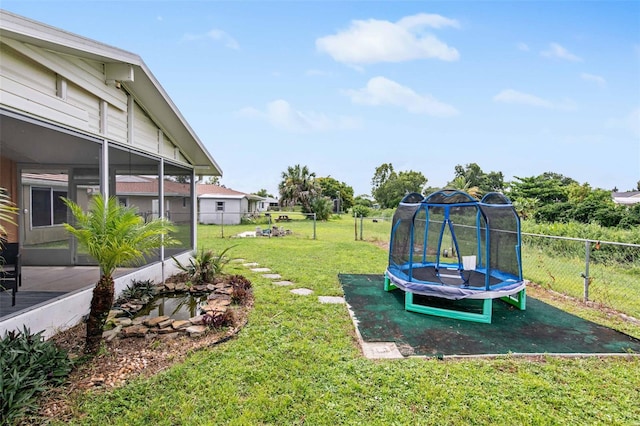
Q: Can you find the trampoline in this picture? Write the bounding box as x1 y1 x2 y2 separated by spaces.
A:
384 189 526 323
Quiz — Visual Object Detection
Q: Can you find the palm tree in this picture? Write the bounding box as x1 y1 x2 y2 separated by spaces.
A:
447 176 481 199
278 164 320 213
63 194 177 354
0 188 18 279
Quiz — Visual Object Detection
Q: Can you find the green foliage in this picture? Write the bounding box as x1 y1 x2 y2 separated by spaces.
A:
353 194 373 207
0 327 73 424
371 163 428 208
173 246 236 284
252 188 274 198
351 204 370 218
509 174 570 204
63 194 178 278
278 164 320 213
316 177 354 211
117 279 156 304
453 163 504 193
310 196 333 220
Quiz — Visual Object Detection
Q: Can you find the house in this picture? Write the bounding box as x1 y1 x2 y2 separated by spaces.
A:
0 10 221 338
612 191 640 205
197 184 264 225
257 196 280 212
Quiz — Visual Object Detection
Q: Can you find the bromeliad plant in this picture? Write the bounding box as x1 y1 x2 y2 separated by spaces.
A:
172 246 236 285
63 194 177 354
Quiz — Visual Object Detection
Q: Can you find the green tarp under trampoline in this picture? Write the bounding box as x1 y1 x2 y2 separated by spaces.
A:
339 274 640 357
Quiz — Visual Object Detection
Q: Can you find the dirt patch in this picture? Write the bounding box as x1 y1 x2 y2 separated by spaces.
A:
35 287 253 423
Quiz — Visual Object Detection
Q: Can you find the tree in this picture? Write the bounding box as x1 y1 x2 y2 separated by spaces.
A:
278 164 320 213
453 163 504 194
310 196 333 220
447 176 481 199
373 170 428 208
371 163 395 196
509 174 570 205
63 194 177 354
203 176 222 186
253 189 274 198
353 194 374 208
316 177 354 212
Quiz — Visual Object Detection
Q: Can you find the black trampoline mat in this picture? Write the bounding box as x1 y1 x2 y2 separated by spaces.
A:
339 274 640 357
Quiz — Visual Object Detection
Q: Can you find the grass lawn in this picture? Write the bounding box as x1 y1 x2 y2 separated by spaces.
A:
65 217 640 425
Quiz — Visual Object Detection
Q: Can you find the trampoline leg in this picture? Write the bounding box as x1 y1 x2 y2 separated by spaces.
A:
404 292 493 324
501 288 526 311
384 274 397 291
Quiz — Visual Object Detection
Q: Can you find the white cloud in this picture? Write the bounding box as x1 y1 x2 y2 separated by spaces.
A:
541 42 582 61
237 100 360 133
516 42 529 51
580 72 606 88
316 13 460 65
182 29 239 49
493 89 576 111
346 76 459 117
606 108 640 137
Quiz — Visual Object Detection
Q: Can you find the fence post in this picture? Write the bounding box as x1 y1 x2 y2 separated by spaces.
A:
221 213 224 238
354 215 357 240
359 215 363 241
313 213 317 240
583 240 591 302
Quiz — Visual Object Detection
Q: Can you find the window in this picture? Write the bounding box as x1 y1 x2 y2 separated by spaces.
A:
32 187 67 227
216 201 224 212
118 197 128 207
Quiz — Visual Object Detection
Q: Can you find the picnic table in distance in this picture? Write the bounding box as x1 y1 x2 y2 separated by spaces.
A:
275 214 291 222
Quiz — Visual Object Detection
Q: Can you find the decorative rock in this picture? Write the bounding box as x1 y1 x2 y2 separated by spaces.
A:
262 273 281 279
189 315 205 325
157 326 178 334
174 283 187 291
115 318 132 327
273 280 293 286
185 325 207 337
157 318 174 329
206 284 216 291
164 282 176 291
243 262 259 267
171 320 191 330
250 267 271 272
103 326 122 342
230 258 246 263
108 309 126 319
122 324 149 337
291 288 314 296
144 315 170 327
318 296 345 304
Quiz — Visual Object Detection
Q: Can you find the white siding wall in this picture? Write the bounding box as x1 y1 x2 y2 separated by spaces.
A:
133 103 160 153
66 80 101 134
199 198 243 225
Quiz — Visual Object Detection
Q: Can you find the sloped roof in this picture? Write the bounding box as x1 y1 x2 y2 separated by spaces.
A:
0 10 222 176
612 191 640 205
197 184 263 201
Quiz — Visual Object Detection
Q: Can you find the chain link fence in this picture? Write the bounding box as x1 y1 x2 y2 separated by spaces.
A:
522 233 640 319
353 217 640 320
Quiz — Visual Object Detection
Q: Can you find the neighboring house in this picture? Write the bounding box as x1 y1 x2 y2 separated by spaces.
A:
0 10 221 337
612 191 640 205
197 184 264 225
116 175 191 224
257 197 280 212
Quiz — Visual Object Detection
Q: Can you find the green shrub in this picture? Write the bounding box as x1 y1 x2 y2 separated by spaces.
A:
0 327 73 424
172 246 236 284
116 279 156 304
351 204 370 218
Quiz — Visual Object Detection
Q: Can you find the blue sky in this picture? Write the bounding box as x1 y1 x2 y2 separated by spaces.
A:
3 1 639 197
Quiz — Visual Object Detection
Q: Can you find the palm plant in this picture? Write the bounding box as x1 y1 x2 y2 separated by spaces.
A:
0 187 18 273
278 164 320 213
63 194 177 354
173 245 236 285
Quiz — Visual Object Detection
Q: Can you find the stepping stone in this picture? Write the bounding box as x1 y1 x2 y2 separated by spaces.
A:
361 342 404 359
273 280 293 286
318 296 345 304
291 288 314 296
230 258 246 263
250 267 271 272
262 273 282 279
243 262 259 267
